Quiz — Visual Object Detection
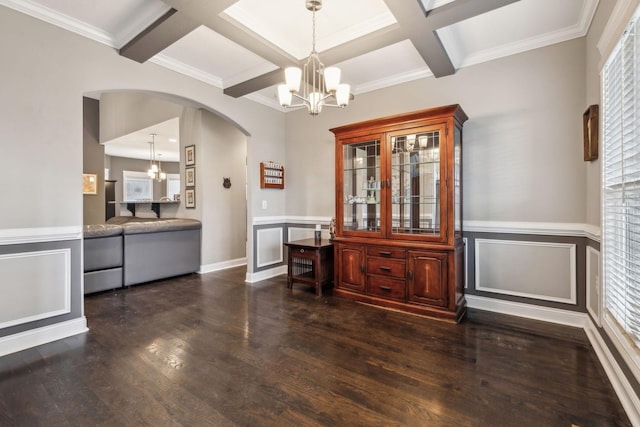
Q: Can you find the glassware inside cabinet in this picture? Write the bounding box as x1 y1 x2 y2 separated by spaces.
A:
390 130 441 235
342 139 381 232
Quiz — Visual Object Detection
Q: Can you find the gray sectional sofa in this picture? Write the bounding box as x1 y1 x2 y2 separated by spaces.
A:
83 217 202 294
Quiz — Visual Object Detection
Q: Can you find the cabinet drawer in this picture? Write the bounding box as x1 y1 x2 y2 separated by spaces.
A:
289 246 316 261
367 257 405 278
367 276 405 300
367 246 405 259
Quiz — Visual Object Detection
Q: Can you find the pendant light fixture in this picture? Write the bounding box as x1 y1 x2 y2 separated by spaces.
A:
277 0 351 115
147 134 166 182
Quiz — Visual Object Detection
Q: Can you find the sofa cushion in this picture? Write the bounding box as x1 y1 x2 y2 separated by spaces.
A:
84 224 123 239
121 218 202 235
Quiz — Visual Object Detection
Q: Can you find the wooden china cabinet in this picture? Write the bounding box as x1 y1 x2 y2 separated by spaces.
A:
331 105 468 322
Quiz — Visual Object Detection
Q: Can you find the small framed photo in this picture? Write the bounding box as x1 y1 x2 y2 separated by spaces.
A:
185 167 195 187
185 188 196 209
583 105 599 161
82 173 97 195
185 145 196 166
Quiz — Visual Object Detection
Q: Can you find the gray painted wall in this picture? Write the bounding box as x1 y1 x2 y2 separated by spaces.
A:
83 97 104 225
283 37 587 225
200 110 247 264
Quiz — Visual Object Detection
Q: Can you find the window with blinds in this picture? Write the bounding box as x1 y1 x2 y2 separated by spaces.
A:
602 15 640 349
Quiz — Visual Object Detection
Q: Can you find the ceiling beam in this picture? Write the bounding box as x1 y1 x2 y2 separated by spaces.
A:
383 0 520 78
223 69 283 98
119 9 199 63
224 24 406 98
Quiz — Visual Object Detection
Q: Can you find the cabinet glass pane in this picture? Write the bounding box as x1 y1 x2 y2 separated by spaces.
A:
390 131 440 235
343 139 381 232
454 126 462 232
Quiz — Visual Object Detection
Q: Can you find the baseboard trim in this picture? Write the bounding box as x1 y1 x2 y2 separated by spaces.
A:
245 265 287 283
470 295 638 424
0 317 88 357
466 294 586 328
584 318 640 426
200 258 247 274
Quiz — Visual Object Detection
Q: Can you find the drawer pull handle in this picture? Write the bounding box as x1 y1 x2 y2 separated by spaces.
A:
361 265 365 273
379 251 391 257
379 285 391 291
379 266 391 271
299 249 305 253
408 271 413 280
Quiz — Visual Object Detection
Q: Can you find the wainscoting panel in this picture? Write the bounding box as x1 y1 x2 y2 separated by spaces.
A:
475 239 576 304
288 227 315 242
0 249 70 329
586 246 601 326
256 227 283 268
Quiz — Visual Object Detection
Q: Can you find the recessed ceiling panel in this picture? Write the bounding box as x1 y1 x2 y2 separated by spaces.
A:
337 39 430 93
223 0 397 60
439 0 595 67
159 25 278 88
251 39 430 110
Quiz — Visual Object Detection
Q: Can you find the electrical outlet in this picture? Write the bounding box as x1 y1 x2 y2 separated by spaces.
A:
262 200 267 210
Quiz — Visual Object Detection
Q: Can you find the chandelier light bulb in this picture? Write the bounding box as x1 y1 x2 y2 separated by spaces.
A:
284 67 302 93
336 84 350 107
276 0 352 115
309 92 323 115
324 67 340 92
278 84 292 107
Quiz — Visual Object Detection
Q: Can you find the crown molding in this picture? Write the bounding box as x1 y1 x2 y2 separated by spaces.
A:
448 0 598 69
598 0 636 56
243 92 287 112
150 54 223 88
224 4 396 61
0 0 115 47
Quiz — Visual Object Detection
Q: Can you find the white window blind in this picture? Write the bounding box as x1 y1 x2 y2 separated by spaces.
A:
602 16 640 348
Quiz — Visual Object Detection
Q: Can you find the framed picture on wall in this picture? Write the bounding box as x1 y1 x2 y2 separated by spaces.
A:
185 145 196 166
583 104 598 161
185 167 195 187
82 173 97 195
185 188 196 208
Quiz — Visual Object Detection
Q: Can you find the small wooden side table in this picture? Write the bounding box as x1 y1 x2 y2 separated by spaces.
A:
284 239 334 296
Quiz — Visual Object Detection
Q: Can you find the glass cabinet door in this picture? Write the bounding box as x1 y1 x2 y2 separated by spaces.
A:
389 127 444 239
454 125 462 235
342 138 382 233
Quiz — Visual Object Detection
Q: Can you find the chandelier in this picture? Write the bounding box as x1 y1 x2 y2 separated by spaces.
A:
277 0 351 115
147 133 166 182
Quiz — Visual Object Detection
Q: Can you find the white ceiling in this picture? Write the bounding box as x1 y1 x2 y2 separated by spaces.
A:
1 0 599 157
104 117 180 162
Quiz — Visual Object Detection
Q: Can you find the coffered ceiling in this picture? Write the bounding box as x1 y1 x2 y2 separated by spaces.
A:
1 0 599 159
2 0 598 112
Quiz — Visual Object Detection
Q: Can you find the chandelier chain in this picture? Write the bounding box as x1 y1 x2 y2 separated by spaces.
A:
312 7 316 53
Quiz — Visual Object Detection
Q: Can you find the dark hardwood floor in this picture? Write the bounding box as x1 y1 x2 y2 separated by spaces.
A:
0 267 631 426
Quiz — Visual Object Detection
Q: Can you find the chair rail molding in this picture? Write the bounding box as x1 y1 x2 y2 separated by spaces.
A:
0 226 82 246
463 220 600 241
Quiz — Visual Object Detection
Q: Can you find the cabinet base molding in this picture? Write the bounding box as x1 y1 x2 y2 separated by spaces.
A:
335 288 466 323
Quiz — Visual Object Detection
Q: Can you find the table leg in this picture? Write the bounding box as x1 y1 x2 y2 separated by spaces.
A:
287 252 293 289
315 249 322 296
